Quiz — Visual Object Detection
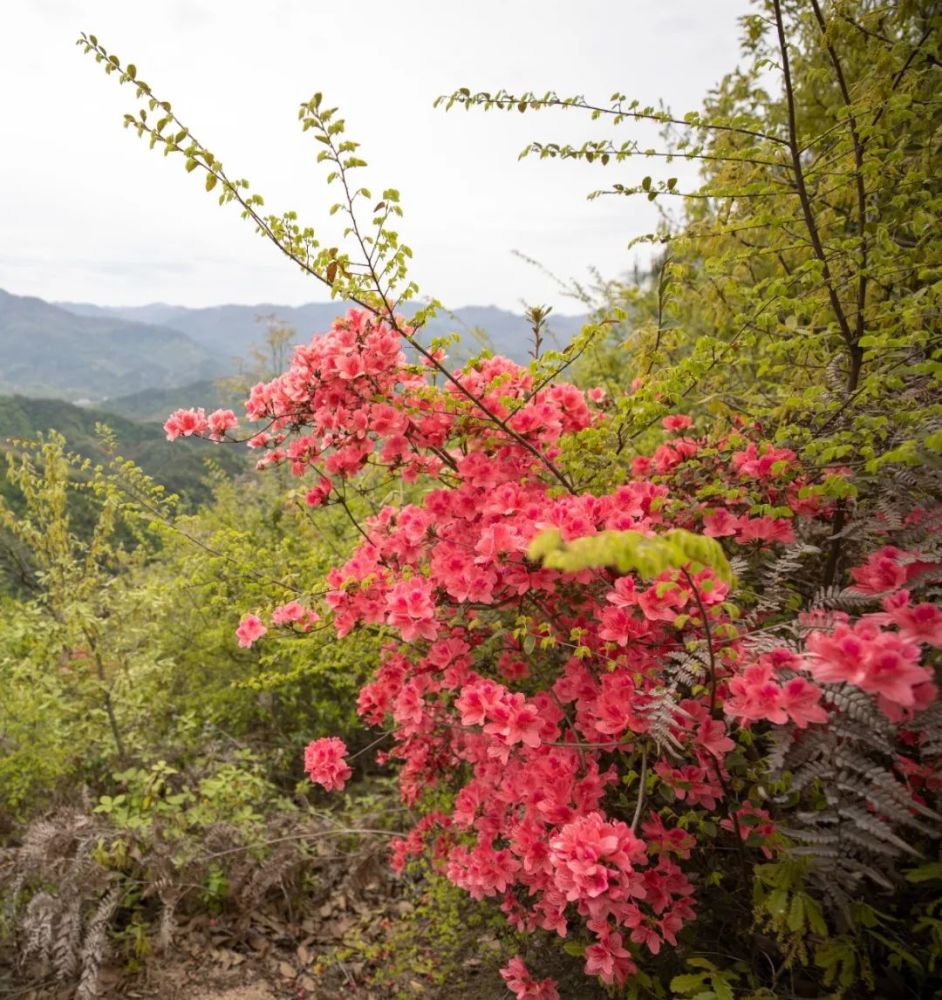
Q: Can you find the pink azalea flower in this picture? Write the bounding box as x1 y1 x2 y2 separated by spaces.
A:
703 508 740 537
850 546 910 593
303 736 352 791
385 577 438 642
164 407 208 441
271 601 319 630
886 595 942 647
778 676 828 728
736 516 795 545
235 613 267 648
584 930 636 984
206 408 238 440
499 957 560 1000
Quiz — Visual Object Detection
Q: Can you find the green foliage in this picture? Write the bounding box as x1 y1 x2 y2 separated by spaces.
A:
442 1 942 495
529 526 734 584
0 600 83 813
0 428 377 820
93 752 293 841
0 394 246 515
361 865 516 998
0 432 156 810
752 859 828 965
135 468 378 764
670 958 747 1000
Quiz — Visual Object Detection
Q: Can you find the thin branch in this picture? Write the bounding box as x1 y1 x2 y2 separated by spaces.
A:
771 0 858 378
439 91 791 147
630 746 649 833
809 0 868 388
78 36 576 495
197 826 399 862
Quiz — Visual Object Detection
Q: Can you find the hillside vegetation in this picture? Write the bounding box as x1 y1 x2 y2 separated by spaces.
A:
0 394 247 503
1 5 940 1000
96 378 244 423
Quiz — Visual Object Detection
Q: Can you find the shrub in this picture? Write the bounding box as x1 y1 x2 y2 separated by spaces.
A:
173 313 940 996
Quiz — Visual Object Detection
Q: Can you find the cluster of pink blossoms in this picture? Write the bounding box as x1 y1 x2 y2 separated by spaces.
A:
270 600 320 630
164 407 238 442
500 957 560 1000
725 649 829 728
303 736 353 792
802 596 939 720
235 613 267 648
168 311 941 995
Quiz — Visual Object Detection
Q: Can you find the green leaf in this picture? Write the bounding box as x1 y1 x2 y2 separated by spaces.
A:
765 888 788 918
527 527 734 584
670 973 707 994
905 862 942 884
786 892 805 932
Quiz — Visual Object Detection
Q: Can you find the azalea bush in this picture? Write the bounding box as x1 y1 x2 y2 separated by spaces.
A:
77 3 942 994
165 310 941 996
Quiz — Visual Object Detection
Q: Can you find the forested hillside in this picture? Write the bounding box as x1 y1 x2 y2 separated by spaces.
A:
2 4 940 1000
0 286 586 409
0 394 246 503
95 378 243 423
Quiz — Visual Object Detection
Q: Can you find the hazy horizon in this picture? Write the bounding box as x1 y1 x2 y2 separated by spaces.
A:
47 291 589 318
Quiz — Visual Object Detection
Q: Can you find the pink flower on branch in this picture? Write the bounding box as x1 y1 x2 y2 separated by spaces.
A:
235 613 267 648
662 414 693 432
206 408 238 440
499 957 560 1000
303 736 353 792
164 407 208 441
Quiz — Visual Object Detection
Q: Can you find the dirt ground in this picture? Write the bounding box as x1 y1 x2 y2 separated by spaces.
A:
188 986 280 1000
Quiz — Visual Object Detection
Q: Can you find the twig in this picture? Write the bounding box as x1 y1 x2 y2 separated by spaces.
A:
630 747 648 833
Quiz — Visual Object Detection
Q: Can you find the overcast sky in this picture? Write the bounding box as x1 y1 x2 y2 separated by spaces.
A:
1 0 751 314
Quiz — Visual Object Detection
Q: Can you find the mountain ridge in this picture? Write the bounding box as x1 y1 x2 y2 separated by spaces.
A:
0 289 224 403
0 287 589 409
54 297 588 366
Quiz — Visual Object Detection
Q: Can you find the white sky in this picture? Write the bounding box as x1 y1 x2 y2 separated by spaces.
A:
1 0 751 314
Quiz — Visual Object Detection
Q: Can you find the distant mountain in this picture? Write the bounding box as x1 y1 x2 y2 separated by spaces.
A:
0 287 588 411
0 289 225 404
0 394 246 505
56 299 588 366
425 306 587 362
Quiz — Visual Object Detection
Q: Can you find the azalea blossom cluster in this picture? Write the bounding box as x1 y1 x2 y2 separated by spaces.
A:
803 591 940 720
170 311 941 994
303 735 352 792
500 957 560 1000
236 601 319 648
164 406 238 442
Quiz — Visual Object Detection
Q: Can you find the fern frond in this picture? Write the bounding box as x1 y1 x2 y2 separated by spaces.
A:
76 885 121 1000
